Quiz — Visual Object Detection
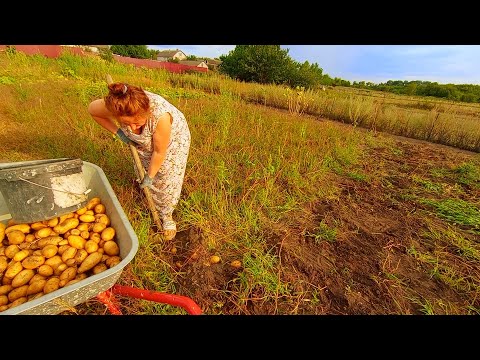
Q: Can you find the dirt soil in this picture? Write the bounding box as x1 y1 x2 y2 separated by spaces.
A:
74 126 480 315
177 132 478 315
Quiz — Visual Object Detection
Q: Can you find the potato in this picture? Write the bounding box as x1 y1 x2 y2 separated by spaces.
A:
7 230 25 245
80 230 90 239
91 222 106 233
70 229 81 236
30 222 48 231
78 252 103 273
4 245 20 259
5 224 30 235
86 197 101 210
40 245 57 259
0 284 13 296
11 269 35 288
76 223 90 232
103 241 119 256
0 222 5 242
0 305 9 312
13 249 31 262
43 277 60 294
79 214 96 223
64 278 82 286
58 213 74 224
92 263 108 274
5 261 23 279
37 236 63 248
29 274 46 283
89 233 101 243
59 266 77 284
95 214 110 226
27 292 44 301
18 242 31 250
105 256 121 268
32 250 43 256
209 255 221 264
53 218 79 235
0 295 8 306
84 240 99 254
76 207 88 215
57 244 70 255
34 228 53 239
75 273 87 281
58 239 69 246
73 249 88 265
25 234 36 243
85 210 95 216
93 204 106 214
21 255 45 270
68 235 86 249
27 280 47 295
2 277 12 285
37 264 54 277
54 263 68 276
0 247 5 256
65 258 76 267
0 256 8 273
47 217 59 228
44 255 63 270
8 296 27 309
101 227 115 241
8 284 28 302
61 247 77 263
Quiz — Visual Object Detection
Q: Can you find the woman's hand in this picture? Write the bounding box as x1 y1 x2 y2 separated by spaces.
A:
139 174 153 189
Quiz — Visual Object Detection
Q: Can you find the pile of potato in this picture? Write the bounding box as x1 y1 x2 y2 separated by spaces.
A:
0 197 123 312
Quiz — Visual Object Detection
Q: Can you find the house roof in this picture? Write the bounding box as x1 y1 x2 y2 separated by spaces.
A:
179 60 207 66
206 58 222 65
156 49 184 57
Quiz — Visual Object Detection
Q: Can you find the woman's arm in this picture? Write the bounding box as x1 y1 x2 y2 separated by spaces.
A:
147 112 172 178
87 99 119 134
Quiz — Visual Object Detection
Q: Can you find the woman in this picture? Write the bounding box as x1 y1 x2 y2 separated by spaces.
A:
88 82 191 241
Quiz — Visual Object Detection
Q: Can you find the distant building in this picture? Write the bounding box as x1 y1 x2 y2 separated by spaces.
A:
156 49 187 62
178 60 209 69
204 58 222 71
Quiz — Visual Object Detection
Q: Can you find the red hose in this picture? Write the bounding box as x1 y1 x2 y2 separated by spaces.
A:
110 284 203 315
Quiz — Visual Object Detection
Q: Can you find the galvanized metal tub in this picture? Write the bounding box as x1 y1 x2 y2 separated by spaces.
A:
0 160 139 315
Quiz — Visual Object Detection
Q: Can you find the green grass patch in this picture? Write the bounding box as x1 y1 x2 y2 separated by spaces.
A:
420 198 480 228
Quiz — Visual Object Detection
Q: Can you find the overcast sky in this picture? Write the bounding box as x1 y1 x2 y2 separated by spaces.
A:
149 45 480 85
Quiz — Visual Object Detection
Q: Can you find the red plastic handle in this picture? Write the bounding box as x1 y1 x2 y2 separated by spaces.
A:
103 284 203 315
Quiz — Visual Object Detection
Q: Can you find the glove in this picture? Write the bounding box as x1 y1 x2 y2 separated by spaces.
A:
139 174 153 189
115 128 136 146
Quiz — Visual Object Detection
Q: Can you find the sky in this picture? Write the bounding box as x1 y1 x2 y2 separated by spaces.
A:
148 45 480 85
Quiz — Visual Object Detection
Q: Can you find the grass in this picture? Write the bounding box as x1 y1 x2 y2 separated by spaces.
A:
1 50 480 315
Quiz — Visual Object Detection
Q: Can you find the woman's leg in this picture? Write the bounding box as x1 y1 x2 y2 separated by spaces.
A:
149 142 190 239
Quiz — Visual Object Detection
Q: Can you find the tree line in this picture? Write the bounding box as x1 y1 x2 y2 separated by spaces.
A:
107 45 480 103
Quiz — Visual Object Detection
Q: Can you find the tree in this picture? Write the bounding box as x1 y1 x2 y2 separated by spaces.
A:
219 45 294 85
110 45 151 59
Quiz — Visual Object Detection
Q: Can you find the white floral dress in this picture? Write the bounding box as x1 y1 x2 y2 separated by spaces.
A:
120 91 191 220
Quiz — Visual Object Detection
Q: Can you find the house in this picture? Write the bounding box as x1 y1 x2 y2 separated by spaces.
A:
178 60 209 69
156 49 187 62
204 58 222 71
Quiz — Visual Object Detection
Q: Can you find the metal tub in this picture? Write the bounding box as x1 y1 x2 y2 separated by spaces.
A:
0 160 139 315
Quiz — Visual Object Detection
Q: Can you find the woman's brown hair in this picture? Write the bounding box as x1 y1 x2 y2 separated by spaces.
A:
104 83 150 117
